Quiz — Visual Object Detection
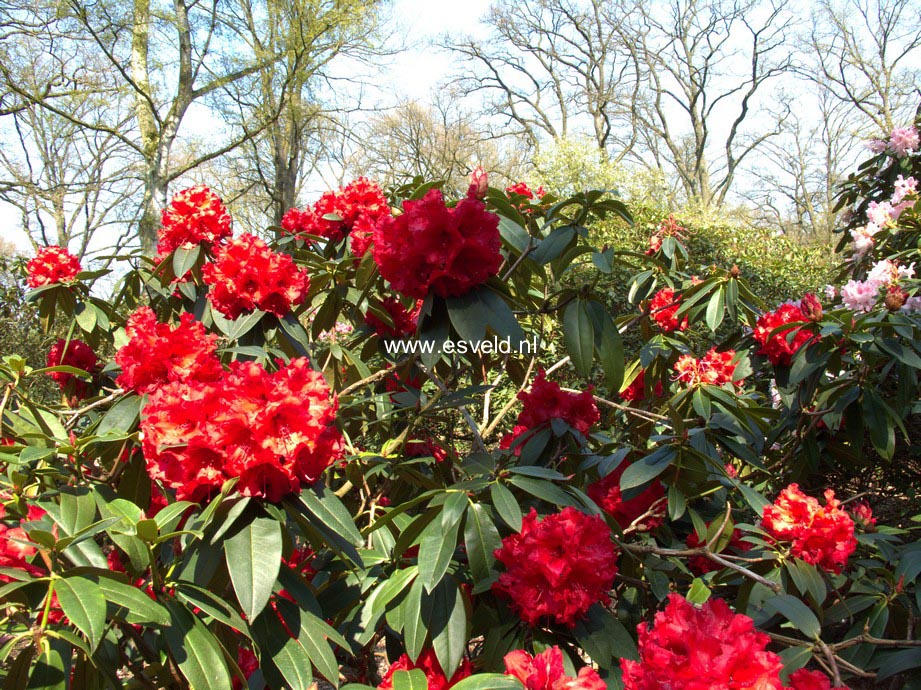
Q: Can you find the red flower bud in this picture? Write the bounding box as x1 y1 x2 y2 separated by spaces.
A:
801 292 823 321
467 166 488 200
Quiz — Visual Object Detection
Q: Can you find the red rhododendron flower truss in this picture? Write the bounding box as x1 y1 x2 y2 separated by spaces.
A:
505 182 546 200
47 338 99 400
649 287 689 332
492 507 618 627
504 647 606 690
786 668 848 690
202 234 309 319
116 307 222 394
621 594 786 690
141 357 342 502
761 484 857 574
348 213 378 258
281 206 320 237
674 348 740 388
685 526 751 575
754 302 817 367
365 297 422 338
26 245 82 288
0 524 43 582
157 185 232 257
283 177 390 243
372 189 501 299
378 649 473 690
502 371 599 451
620 369 664 403
586 462 665 531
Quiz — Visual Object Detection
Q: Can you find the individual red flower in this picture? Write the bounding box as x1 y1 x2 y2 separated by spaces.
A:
620 369 664 403
141 357 343 502
116 307 222 394
754 301 817 367
157 185 232 257
685 526 751 575
348 213 379 258
674 348 740 387
233 648 264 690
645 235 663 255
849 501 876 530
202 234 309 319
786 668 847 690
648 287 688 332
281 206 320 237
761 484 857 574
372 189 501 299
502 371 600 450
504 646 605 690
365 297 422 338
621 594 786 690
283 177 390 244
468 166 489 200
47 338 99 401
378 649 473 690
492 507 618 628
0 524 43 582
506 182 546 200
26 245 82 288
587 463 665 531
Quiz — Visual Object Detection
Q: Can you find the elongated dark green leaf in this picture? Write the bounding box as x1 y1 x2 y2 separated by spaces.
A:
164 599 232 690
96 395 141 436
507 475 576 507
765 594 821 639
298 484 363 546
391 669 429 690
274 599 341 684
402 578 431 661
251 605 314 690
563 300 594 377
490 483 521 531
619 446 675 490
464 503 501 584
55 577 106 650
172 245 201 278
175 584 248 634
93 576 170 627
225 517 282 621
431 579 468 677
451 675 524 690
705 289 725 332
531 225 575 264
419 516 461 593
26 642 67 690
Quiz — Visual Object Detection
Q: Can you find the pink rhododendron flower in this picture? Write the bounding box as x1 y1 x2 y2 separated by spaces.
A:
892 175 918 204
888 126 919 157
840 279 878 312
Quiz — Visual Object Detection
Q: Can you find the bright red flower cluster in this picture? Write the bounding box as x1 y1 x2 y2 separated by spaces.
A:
116 307 222 394
502 371 600 449
377 649 473 690
47 338 99 400
787 669 848 690
761 484 857 574
492 507 618 627
0 523 42 582
372 189 501 299
622 594 786 689
674 348 739 387
26 245 82 288
157 185 232 257
649 288 688 332
202 234 309 319
140 357 342 502
620 369 664 403
754 300 817 367
506 182 546 200
504 646 606 690
282 177 390 245
587 463 665 531
365 297 422 338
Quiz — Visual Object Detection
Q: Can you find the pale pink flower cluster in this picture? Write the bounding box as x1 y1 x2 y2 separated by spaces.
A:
849 173 917 255
317 321 355 343
840 280 879 312
893 175 918 205
850 223 880 255
824 284 837 301
840 259 916 313
889 126 919 157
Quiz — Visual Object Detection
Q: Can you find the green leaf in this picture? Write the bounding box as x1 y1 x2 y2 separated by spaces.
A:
786 559 826 606
451 675 524 690
531 226 576 264
93 576 170 627
619 446 675 490
74 302 97 333
54 577 106 650
225 516 282 621
297 483 363 546
507 476 576 507
251 605 314 690
686 578 712 604
563 300 594 378
705 289 725 332
764 594 821 639
402 578 431 661
26 642 67 690
876 648 921 681
419 515 461 592
172 245 201 278
164 599 232 690
391 669 429 690
211 308 266 342
464 503 501 584
430 579 468 677
490 483 522 531
274 598 342 685
96 395 141 436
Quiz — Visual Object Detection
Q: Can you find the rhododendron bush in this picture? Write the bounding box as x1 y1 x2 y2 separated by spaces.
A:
2 121 921 690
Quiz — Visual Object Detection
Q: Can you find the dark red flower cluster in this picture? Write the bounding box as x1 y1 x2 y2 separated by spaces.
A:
157 185 232 257
502 371 600 449
492 507 618 627
504 646 605 690
26 245 82 288
403 436 450 463
364 297 422 338
622 594 786 689
377 649 473 690
761 484 857 574
202 234 309 319
506 182 546 200
116 307 222 394
587 462 665 531
141 357 342 502
754 300 818 367
685 525 751 575
372 189 501 299
0 523 42 582
649 287 688 332
282 177 390 245
787 669 849 690
620 369 664 403
47 338 99 401
674 348 740 387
